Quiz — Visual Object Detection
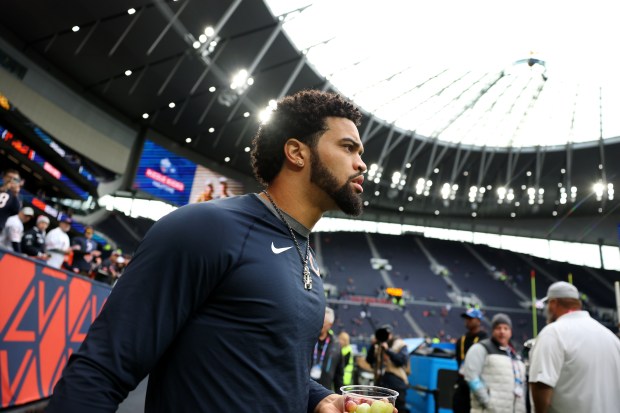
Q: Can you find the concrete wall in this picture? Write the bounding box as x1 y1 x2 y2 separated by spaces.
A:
0 38 137 174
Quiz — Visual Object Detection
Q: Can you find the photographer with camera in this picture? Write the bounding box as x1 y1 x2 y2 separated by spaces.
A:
366 324 409 413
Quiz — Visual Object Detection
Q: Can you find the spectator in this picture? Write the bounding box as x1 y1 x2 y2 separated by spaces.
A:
452 308 488 413
70 226 101 276
21 215 51 260
312 307 344 392
98 249 126 280
529 281 620 413
0 206 34 252
0 169 23 231
45 216 73 269
113 256 127 277
366 325 409 413
463 313 526 413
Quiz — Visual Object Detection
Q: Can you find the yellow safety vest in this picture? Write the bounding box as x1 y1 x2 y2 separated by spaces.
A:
341 345 354 385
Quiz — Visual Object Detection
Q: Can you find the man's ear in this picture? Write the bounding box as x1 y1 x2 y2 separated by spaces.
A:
284 138 308 168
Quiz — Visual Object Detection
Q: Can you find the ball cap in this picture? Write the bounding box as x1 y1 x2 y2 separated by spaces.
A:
37 215 50 224
21 206 35 216
542 281 579 301
491 313 512 329
461 308 483 320
59 215 72 224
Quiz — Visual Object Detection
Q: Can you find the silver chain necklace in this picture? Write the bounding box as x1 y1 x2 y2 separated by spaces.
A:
262 190 312 290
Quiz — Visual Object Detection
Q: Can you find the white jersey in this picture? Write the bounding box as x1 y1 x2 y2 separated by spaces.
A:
45 227 70 269
529 311 620 413
0 214 24 250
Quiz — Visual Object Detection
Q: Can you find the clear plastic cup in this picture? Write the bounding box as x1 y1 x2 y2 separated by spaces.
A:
340 385 398 413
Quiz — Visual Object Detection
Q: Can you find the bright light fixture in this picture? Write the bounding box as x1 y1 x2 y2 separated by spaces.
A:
125 70 132 76
204 26 215 37
265 0 620 149
185 137 192 143
127 8 136 15
142 113 149 119
231 69 249 90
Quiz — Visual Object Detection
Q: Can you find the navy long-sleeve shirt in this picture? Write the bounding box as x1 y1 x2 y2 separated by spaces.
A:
47 194 331 412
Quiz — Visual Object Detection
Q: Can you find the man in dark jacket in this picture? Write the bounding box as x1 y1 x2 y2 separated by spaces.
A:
312 307 344 392
21 215 51 261
452 308 487 413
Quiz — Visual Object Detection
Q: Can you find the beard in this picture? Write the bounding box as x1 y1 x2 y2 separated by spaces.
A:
310 149 364 216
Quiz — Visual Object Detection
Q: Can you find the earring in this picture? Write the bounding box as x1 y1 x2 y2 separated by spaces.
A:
297 161 304 167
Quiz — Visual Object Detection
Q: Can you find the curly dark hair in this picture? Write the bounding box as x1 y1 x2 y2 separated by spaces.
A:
251 90 362 186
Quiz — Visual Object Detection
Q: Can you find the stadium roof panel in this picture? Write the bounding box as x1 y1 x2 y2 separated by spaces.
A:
266 0 620 148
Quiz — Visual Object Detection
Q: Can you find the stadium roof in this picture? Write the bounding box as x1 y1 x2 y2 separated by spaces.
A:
1 0 620 241
266 0 620 149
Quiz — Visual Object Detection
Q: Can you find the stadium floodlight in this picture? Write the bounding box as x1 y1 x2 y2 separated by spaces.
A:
230 69 249 90
593 181 604 201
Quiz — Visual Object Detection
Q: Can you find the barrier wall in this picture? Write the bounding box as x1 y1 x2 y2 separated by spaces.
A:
0 250 111 409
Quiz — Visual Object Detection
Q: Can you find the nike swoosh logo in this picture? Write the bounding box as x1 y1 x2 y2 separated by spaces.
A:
271 242 293 254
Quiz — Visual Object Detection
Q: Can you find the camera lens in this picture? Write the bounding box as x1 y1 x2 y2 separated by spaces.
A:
375 328 390 343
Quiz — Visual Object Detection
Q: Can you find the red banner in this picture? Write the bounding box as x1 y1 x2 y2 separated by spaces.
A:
0 250 111 408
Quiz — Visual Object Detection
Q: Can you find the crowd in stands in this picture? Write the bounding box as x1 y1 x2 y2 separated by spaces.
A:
0 168 131 284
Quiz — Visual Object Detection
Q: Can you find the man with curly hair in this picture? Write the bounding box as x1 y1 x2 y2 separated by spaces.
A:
47 90 368 413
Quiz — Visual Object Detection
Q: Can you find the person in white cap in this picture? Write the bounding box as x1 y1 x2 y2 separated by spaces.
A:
463 313 526 413
0 169 23 232
45 216 73 269
0 206 34 253
529 281 620 413
21 215 51 260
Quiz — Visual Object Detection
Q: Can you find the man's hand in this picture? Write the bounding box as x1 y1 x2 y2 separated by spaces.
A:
315 394 342 413
314 394 398 413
